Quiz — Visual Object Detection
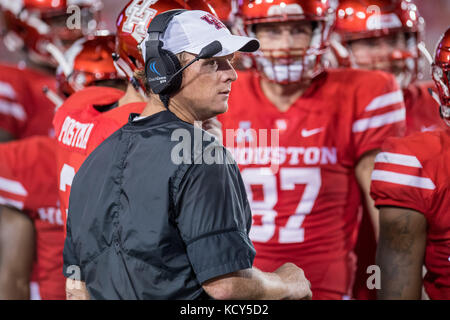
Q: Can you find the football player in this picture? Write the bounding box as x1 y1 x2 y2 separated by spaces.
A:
333 0 446 299
0 0 102 299
218 0 406 299
0 136 63 299
0 34 125 299
334 0 445 135
371 27 450 299
0 0 102 141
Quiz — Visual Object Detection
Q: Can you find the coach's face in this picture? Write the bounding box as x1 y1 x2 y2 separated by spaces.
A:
173 52 237 121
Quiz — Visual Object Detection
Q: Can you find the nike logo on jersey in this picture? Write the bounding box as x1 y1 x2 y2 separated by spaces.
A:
421 125 437 132
301 127 324 138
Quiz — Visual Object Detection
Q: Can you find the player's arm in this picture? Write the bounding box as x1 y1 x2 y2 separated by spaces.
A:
376 206 426 300
202 263 311 300
66 279 90 300
355 149 380 239
0 205 35 300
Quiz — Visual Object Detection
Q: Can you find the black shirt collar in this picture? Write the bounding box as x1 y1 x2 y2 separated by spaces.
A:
128 110 180 127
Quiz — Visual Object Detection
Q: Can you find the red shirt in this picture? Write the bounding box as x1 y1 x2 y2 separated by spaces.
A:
218 69 406 296
0 63 56 139
371 130 450 299
0 136 64 299
403 81 446 135
353 81 447 300
52 86 146 228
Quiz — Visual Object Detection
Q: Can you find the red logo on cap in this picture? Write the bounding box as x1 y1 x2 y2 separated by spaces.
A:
200 14 226 30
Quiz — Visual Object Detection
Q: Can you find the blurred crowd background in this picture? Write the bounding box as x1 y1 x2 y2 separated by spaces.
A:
1 0 449 79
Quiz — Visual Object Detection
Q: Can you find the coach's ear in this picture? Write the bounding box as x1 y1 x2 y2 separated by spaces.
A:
66 279 90 300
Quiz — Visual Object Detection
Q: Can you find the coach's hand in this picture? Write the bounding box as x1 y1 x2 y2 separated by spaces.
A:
274 263 312 300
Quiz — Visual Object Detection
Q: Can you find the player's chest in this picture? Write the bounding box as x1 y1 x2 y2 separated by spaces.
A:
221 106 352 168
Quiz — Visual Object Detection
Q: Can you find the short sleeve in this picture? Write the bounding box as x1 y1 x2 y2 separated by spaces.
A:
0 80 28 138
0 146 28 211
173 150 255 284
352 71 406 160
0 137 58 215
370 137 435 215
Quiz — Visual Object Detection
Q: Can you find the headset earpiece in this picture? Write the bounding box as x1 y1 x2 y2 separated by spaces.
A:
144 10 186 96
161 50 182 94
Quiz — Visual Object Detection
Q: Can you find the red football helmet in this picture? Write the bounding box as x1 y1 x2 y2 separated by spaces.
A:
54 34 127 97
115 0 218 92
208 0 237 27
237 0 336 84
334 0 425 88
0 0 102 67
432 28 450 127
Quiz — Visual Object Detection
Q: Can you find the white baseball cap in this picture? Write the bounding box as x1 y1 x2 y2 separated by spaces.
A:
140 10 259 62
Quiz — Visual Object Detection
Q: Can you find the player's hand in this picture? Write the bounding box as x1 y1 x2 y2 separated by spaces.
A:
202 117 223 144
274 263 312 300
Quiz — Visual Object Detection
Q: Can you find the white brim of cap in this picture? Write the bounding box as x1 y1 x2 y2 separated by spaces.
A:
186 34 260 57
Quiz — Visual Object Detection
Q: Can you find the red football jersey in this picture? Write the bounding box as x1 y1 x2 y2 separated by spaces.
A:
404 81 446 135
218 69 406 298
0 136 65 300
0 63 56 139
53 86 146 228
353 81 447 300
371 130 450 300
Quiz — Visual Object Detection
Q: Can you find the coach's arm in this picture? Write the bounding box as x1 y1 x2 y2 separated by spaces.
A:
202 263 312 300
376 206 426 299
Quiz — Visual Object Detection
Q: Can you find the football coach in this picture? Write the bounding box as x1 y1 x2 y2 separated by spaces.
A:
63 9 312 300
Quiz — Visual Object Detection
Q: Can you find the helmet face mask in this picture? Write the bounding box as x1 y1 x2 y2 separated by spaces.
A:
347 30 420 88
252 20 316 84
238 0 335 85
334 0 425 88
432 28 450 127
56 35 126 96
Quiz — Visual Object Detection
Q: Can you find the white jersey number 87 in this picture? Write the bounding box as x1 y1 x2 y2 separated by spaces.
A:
242 167 321 244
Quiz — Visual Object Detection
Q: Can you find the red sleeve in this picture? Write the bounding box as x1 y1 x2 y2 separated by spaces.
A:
0 78 30 138
370 137 435 214
0 136 59 214
352 71 406 160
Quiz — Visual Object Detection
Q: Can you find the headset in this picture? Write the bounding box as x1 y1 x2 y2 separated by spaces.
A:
144 9 223 97
145 9 186 96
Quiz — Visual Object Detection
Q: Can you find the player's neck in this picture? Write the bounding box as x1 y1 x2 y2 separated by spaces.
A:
260 78 311 113
139 95 167 119
118 84 146 107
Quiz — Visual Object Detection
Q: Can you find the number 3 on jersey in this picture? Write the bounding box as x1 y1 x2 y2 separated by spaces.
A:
60 164 76 218
242 167 321 244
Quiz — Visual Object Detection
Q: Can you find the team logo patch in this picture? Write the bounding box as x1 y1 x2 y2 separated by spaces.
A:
200 14 226 30
275 119 287 131
123 0 158 42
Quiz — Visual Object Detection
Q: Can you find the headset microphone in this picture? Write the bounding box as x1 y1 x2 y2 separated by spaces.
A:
165 40 223 86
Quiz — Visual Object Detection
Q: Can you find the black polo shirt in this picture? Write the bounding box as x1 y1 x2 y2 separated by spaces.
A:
63 110 255 300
